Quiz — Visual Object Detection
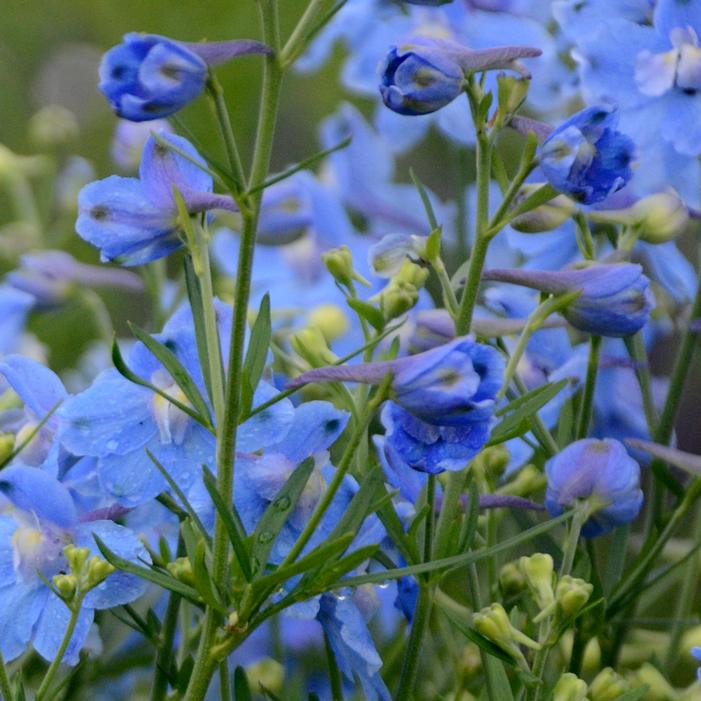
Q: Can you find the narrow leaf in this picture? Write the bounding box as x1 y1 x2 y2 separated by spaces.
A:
346 298 385 332
242 293 271 399
234 666 252 701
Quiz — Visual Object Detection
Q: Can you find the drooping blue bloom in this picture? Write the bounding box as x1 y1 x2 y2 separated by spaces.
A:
0 286 34 355
483 263 653 337
0 465 148 663
99 33 272 121
380 38 541 115
540 106 635 204
76 131 236 266
59 301 294 507
544 438 643 537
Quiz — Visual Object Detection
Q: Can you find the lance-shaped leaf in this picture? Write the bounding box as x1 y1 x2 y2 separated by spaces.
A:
626 439 701 475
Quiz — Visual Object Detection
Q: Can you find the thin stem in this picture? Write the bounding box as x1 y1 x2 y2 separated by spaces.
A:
625 333 658 432
574 211 595 260
424 474 437 563
395 584 433 700
150 590 181 701
218 661 231 701
0 652 12 701
559 506 588 578
466 564 497 701
575 335 601 439
324 632 344 701
280 0 332 67
35 598 84 701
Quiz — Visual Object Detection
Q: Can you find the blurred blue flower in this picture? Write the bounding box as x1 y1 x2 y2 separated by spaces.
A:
0 465 148 663
99 33 271 121
544 438 643 537
692 646 701 683
540 106 635 204
0 286 34 355
77 131 236 266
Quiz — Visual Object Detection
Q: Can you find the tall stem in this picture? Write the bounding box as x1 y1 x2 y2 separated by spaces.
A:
395 584 433 700
575 335 601 439
150 590 181 701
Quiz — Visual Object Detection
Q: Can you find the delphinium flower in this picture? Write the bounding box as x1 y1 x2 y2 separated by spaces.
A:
380 38 541 115
0 465 148 663
544 438 643 536
291 337 505 474
539 106 635 205
110 118 173 170
99 33 272 121
76 131 237 266
58 301 294 507
0 286 34 355
482 263 653 337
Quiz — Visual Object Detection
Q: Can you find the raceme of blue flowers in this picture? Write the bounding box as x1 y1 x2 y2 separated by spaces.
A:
2 1 701 700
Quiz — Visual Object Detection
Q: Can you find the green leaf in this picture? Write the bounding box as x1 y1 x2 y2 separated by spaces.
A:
242 293 271 400
202 466 252 582
93 535 209 609
458 481 481 553
259 684 284 701
250 457 316 578
312 544 380 592
128 321 213 426
488 379 568 446
326 468 384 544
346 298 385 332
233 666 252 701
111 338 212 430
330 512 571 588
409 168 439 231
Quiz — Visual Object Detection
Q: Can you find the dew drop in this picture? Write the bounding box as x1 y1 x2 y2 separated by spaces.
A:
106 440 118 452
272 495 291 511
257 531 274 544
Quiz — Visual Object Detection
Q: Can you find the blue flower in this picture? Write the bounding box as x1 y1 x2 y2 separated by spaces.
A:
0 286 34 355
58 301 294 507
99 34 272 121
544 438 643 537
483 263 654 337
540 106 635 204
380 38 541 116
76 131 236 266
0 465 148 663
692 646 701 683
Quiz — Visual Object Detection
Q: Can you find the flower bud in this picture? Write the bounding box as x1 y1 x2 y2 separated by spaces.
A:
0 434 14 464
291 327 339 368
368 234 428 278
473 603 540 665
496 74 530 125
167 556 196 587
499 465 546 498
307 304 350 342
64 545 91 574
499 561 528 597
86 555 116 588
552 673 589 701
321 246 369 288
589 668 630 701
555 576 593 619
510 184 576 233
380 280 420 321
519 553 555 612
461 643 482 680
394 259 430 289
246 658 285 693
28 105 79 147
628 663 677 701
53 573 78 600
474 445 510 482
540 106 634 205
545 439 643 537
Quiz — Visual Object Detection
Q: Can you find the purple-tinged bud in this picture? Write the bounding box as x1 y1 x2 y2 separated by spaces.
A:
482 264 653 337
99 33 272 122
540 106 635 205
380 38 541 116
545 438 643 537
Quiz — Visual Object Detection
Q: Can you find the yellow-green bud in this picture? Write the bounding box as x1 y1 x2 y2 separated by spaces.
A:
226 610 240 631
290 327 339 367
628 663 677 701
510 184 576 233
321 246 370 287
64 545 90 573
86 555 116 588
473 603 540 665
496 74 530 124
28 105 79 147
380 280 420 321
167 557 196 587
307 304 350 342
0 434 14 463
519 553 555 612
499 561 528 598
460 643 482 680
246 658 285 693
498 465 546 498
53 573 78 600
555 576 593 619
474 445 510 482
589 668 630 701
552 673 589 701
393 259 429 289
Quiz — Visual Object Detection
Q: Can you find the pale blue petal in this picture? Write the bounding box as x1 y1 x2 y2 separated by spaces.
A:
33 594 94 665
0 583 48 662
654 0 701 38
238 383 295 453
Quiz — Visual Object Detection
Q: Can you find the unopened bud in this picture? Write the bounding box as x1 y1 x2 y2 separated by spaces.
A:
589 668 630 701
496 74 530 123
290 327 339 367
473 603 540 665
307 304 349 342
519 553 554 612
64 545 90 574
393 259 429 289
380 280 420 321
53 573 78 600
167 557 196 587
628 663 677 701
28 105 79 147
499 561 527 598
555 576 593 619
322 246 370 287
461 643 482 680
498 465 546 498
246 658 285 693
86 555 116 588
510 184 576 233
552 673 589 701
473 445 510 482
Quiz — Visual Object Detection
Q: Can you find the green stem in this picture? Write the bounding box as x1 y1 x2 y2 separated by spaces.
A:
559 506 588 578
575 335 601 439
35 598 84 701
395 584 433 700
150 590 181 701
466 564 497 701
0 652 12 701
424 474 436 563
324 632 344 701
280 0 332 67
218 661 231 701
574 211 595 260
624 333 658 432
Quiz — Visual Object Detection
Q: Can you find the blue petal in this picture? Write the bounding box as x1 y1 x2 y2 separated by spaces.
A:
33 593 94 665
0 582 48 661
0 517 16 587
238 383 295 453
654 0 701 38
